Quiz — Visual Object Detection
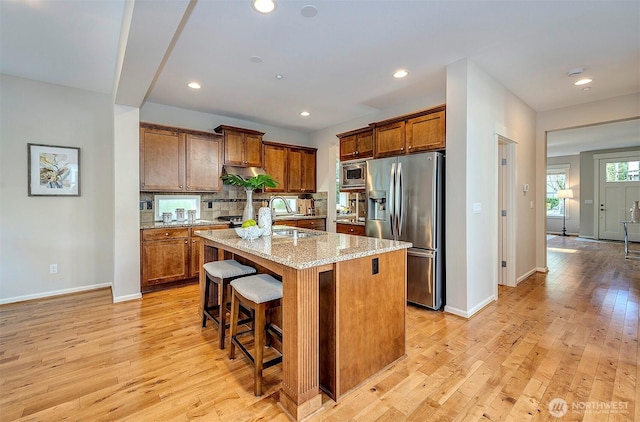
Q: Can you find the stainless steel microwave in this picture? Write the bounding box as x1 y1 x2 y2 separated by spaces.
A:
339 159 366 190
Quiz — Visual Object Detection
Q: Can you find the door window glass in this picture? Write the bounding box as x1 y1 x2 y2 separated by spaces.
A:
605 161 640 182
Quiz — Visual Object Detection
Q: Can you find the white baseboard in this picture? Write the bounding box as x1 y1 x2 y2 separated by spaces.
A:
517 268 538 284
113 293 142 303
444 294 495 319
0 283 112 305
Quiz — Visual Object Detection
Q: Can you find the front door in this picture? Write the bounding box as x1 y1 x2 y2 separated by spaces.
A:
598 155 640 241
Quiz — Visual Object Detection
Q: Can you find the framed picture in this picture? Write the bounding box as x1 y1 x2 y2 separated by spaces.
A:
28 143 80 196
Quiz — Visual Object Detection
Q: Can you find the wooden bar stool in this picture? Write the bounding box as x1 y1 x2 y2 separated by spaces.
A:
202 260 256 349
228 274 283 396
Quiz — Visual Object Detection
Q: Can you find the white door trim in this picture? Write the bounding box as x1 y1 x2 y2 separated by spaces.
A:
593 150 640 239
497 135 517 288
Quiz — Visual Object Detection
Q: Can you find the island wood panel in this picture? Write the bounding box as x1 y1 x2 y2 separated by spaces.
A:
333 249 406 399
198 236 328 420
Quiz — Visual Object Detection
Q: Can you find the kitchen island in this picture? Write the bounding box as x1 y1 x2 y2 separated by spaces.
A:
196 226 411 420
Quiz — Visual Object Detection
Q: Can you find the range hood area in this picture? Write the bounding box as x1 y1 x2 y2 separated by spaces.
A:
222 165 266 178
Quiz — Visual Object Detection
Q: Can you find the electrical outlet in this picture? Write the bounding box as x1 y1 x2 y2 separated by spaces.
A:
146 201 153 210
372 257 379 275
49 264 58 274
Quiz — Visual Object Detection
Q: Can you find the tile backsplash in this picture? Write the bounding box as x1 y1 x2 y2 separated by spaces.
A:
140 186 327 224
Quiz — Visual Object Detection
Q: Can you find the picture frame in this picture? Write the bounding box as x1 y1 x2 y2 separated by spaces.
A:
28 143 80 196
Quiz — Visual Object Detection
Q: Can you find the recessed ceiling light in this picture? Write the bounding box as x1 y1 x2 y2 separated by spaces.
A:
301 5 318 18
253 0 275 14
300 111 310 117
275 74 284 80
574 78 592 86
249 56 263 64
187 82 201 89
393 69 408 79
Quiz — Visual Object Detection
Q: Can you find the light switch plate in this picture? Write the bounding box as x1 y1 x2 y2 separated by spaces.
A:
472 202 482 214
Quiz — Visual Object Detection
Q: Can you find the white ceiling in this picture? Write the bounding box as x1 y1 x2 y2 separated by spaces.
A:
2 0 639 152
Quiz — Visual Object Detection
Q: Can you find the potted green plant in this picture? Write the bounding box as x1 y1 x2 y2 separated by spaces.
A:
221 174 278 221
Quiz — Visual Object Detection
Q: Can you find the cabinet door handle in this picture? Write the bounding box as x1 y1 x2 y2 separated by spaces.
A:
179 185 183 189
164 233 169 236
184 240 188 244
400 147 404 151
408 145 412 150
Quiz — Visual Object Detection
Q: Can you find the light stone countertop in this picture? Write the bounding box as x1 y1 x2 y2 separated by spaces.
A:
194 226 411 270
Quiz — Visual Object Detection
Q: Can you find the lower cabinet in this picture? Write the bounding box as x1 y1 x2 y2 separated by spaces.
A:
336 223 365 236
141 225 227 292
276 218 326 231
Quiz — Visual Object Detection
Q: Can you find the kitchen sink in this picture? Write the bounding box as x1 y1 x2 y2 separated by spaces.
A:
272 228 322 238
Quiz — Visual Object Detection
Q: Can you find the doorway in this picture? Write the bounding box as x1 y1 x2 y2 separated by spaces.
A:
595 151 640 241
498 136 516 287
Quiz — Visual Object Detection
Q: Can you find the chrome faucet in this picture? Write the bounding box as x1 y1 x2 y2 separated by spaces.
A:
269 196 294 221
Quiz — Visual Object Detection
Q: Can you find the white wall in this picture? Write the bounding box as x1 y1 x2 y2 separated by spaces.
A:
445 59 537 317
0 75 115 303
535 93 640 269
112 105 141 302
546 155 580 236
141 102 311 147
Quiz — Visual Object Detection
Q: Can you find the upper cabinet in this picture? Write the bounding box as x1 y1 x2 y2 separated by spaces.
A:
140 123 223 192
264 141 317 193
186 133 224 192
214 125 264 167
373 105 446 158
337 127 374 161
263 142 288 193
288 147 317 193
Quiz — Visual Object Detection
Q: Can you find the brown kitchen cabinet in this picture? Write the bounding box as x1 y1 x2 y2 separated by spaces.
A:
141 225 227 292
296 218 325 230
337 127 374 161
276 218 326 231
336 223 365 236
264 141 317 193
288 147 317 193
140 123 223 192
373 105 446 158
262 142 288 192
405 110 445 153
140 125 185 191
214 125 264 167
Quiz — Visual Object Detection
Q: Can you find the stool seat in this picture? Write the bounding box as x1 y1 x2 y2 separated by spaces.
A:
202 260 256 349
203 260 256 279
229 274 283 396
230 274 283 303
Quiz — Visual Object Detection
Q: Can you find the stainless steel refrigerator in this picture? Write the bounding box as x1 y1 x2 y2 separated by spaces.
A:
365 152 444 310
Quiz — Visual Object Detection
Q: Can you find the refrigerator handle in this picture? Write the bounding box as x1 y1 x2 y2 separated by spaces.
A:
397 162 403 237
389 162 396 236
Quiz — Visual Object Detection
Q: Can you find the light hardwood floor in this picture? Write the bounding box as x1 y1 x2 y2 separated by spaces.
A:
1 236 638 421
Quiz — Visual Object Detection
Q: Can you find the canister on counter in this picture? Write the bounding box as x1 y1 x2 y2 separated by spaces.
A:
175 208 185 222
162 212 173 224
187 209 196 224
